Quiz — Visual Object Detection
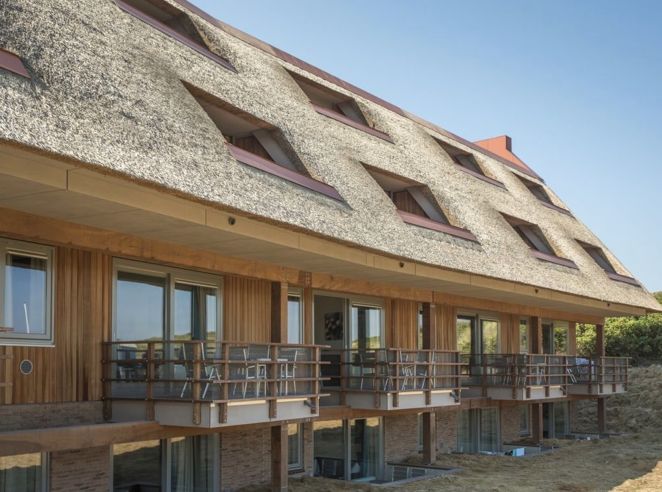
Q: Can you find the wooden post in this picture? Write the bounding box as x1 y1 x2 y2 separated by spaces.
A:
271 424 288 492
421 302 437 350
192 343 201 425
597 398 606 435
531 403 543 443
219 343 229 424
270 282 288 419
422 411 436 465
595 324 605 357
271 282 288 344
146 343 155 421
530 317 542 354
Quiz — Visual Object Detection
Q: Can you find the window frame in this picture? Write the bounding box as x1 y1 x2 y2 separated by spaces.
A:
288 423 305 472
0 238 54 346
287 288 304 345
519 317 529 354
112 258 223 342
113 0 236 72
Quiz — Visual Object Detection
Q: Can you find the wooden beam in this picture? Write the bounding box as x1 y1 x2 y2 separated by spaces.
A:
271 424 288 492
422 411 436 464
271 281 288 344
531 403 543 443
596 324 605 357
422 302 437 350
530 317 543 354
303 287 313 345
0 206 611 324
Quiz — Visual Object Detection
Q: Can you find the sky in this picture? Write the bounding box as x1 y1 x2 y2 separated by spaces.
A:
195 0 662 292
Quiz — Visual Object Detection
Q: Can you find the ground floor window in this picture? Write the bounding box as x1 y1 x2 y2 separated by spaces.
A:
313 418 383 481
112 435 219 491
288 424 304 471
542 402 569 439
0 453 48 492
520 405 531 437
457 408 500 453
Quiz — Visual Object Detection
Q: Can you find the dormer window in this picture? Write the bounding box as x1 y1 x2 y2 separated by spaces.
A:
288 71 393 143
114 0 235 72
435 139 505 188
515 174 572 216
503 214 577 269
363 164 477 242
577 241 640 286
185 83 342 201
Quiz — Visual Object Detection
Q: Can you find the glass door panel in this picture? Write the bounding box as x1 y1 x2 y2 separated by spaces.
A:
170 435 217 492
113 440 162 491
553 402 569 438
542 323 554 354
480 319 498 354
350 418 381 481
287 294 302 344
350 305 382 349
174 283 218 341
314 295 346 388
456 410 475 453
313 420 345 479
479 408 499 452
456 316 474 354
115 271 166 342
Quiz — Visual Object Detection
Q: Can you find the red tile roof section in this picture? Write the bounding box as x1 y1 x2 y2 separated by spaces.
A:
172 0 544 181
0 48 30 78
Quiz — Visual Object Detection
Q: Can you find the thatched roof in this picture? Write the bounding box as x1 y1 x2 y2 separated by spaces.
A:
0 0 658 311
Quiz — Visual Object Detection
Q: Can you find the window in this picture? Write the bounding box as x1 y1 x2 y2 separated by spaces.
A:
0 238 53 345
184 83 342 201
553 322 568 355
113 260 221 342
520 405 530 437
112 436 220 491
288 290 303 344
519 318 529 354
577 241 640 286
0 48 30 79
456 316 474 353
515 175 572 216
0 453 48 492
502 214 578 269
363 164 477 242
113 0 235 72
435 139 505 188
288 423 304 471
289 71 393 143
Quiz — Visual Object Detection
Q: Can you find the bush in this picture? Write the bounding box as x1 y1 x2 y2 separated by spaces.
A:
577 292 662 364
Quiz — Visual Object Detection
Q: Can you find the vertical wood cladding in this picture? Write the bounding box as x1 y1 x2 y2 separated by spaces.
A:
0 247 111 404
388 300 457 351
222 276 271 342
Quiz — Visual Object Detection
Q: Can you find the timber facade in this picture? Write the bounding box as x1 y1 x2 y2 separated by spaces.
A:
0 0 658 491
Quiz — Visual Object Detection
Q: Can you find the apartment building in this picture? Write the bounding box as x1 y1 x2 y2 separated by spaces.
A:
0 0 658 490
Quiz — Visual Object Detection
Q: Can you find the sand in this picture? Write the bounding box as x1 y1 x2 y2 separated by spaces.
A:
240 365 662 492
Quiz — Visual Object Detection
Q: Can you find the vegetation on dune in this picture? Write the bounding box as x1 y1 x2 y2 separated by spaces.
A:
576 292 662 364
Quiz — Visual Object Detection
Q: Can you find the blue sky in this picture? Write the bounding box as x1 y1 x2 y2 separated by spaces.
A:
196 0 662 292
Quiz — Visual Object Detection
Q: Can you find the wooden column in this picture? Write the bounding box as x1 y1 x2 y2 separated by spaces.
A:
597 398 606 435
595 324 605 357
422 412 436 464
530 317 543 443
531 403 543 443
421 302 437 461
271 424 288 492
271 282 288 344
596 323 606 435
421 302 437 350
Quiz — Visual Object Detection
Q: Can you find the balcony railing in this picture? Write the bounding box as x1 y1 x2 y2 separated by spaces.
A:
461 354 630 400
462 353 571 399
567 356 629 394
328 348 463 409
102 340 328 425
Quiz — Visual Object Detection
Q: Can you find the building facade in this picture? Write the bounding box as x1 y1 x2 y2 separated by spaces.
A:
0 0 658 491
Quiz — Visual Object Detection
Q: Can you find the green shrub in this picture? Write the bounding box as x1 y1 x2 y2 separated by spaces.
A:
577 292 662 364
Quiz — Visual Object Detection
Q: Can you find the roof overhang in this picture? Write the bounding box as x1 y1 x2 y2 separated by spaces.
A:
0 144 654 319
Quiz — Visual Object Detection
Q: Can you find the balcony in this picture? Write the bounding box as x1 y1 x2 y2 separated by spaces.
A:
324 349 462 410
102 340 328 428
461 354 571 401
566 356 629 396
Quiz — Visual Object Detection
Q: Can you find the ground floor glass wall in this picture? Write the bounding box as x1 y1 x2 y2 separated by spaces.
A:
313 418 383 481
457 408 500 453
0 453 47 492
113 435 219 492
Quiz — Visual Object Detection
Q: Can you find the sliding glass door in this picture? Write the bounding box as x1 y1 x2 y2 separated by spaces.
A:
350 304 383 349
349 418 382 481
457 408 500 453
